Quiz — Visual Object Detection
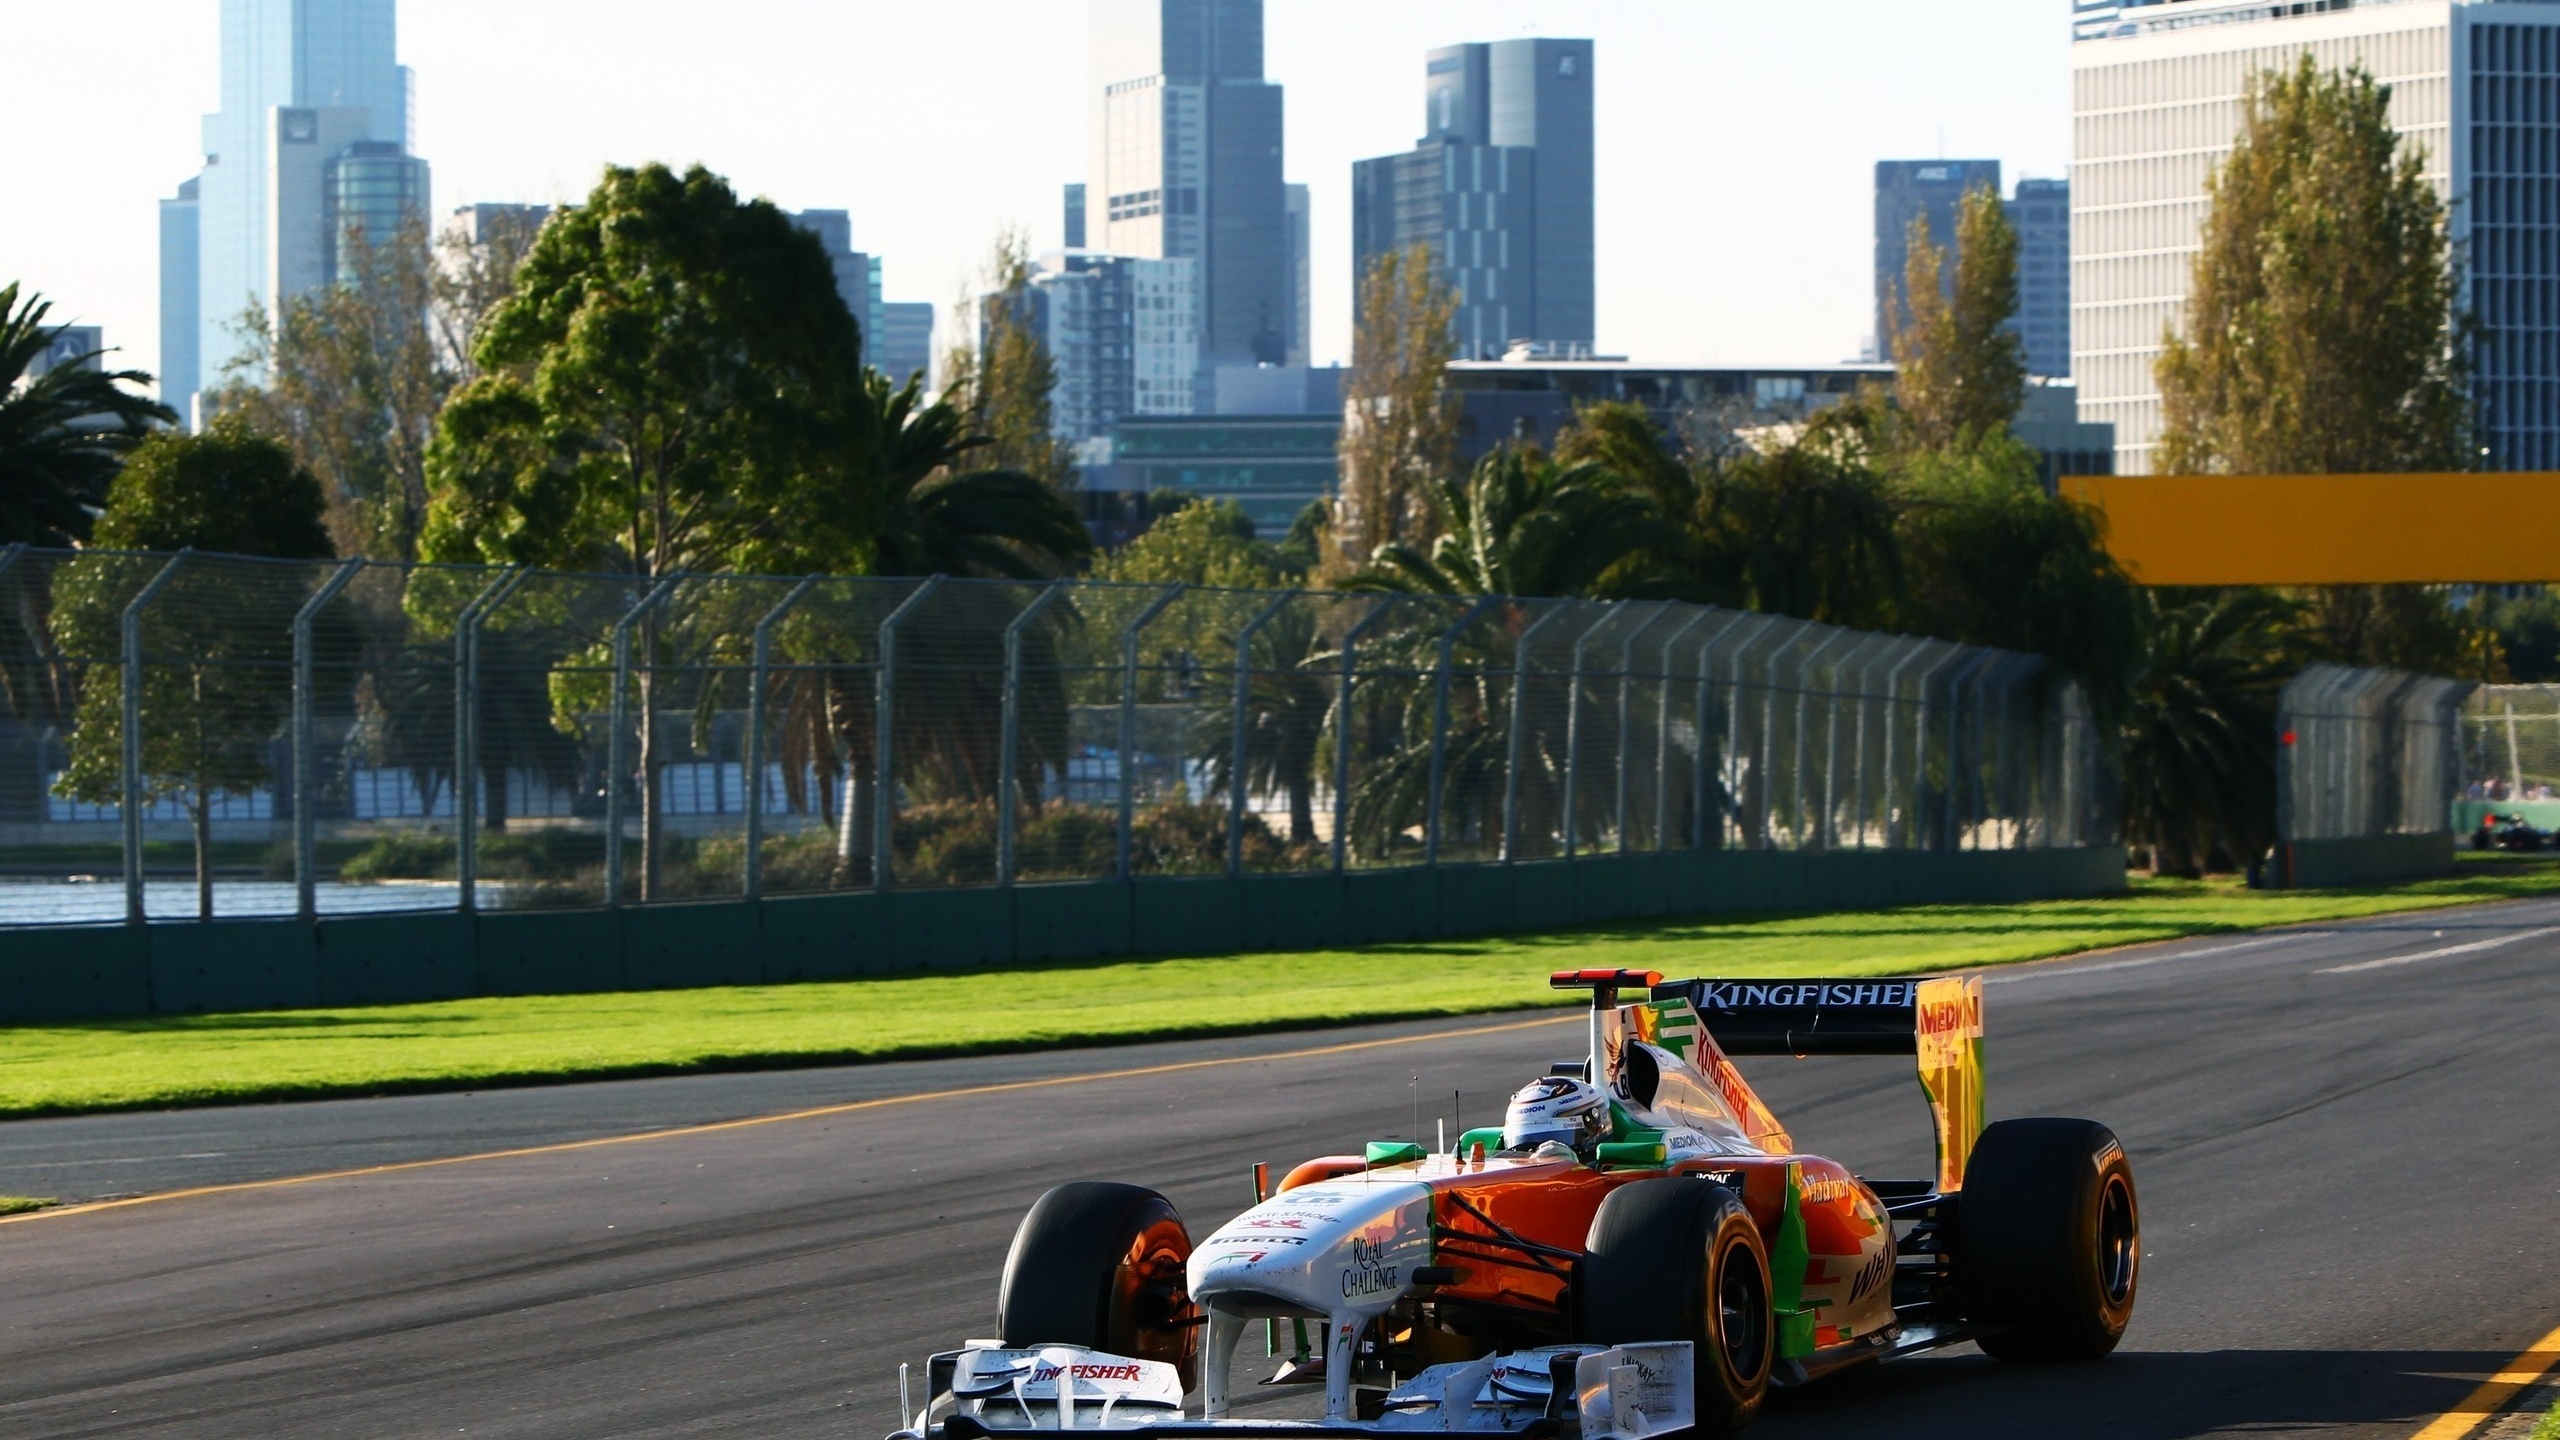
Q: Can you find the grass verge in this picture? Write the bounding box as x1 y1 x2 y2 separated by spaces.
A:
0 1196 59 1215
3 863 2557 1121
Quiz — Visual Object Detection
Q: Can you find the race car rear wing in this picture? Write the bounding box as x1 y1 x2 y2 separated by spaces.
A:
1658 975 1985 1191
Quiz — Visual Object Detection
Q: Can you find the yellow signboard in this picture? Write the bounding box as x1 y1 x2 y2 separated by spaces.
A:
2060 472 2560 585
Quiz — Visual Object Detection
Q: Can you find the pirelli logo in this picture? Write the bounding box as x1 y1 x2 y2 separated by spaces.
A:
1693 981 1916 1011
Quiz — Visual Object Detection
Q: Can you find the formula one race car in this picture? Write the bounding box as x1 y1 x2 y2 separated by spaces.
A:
886 969 2138 1440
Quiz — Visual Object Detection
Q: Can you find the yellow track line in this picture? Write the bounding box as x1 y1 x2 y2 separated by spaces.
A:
2408 1321 2560 1440
0 1013 1574 1229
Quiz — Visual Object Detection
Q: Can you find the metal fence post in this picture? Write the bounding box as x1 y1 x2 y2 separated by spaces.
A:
604 574 685 907
120 551 188 926
1721 620 1789 851
873 576 947 892
454 567 531 914
1868 645 1926 850
1614 607 1675 853
997 580 1071 887
1116 584 1187 881
1331 598 1398 871
1560 608 1618 859
1502 605 1572 862
744 576 821 899
1227 591 1297 877
1790 628 1852 851
1820 635 1888 851
1938 652 1995 852
1427 597 1503 865
1688 613 1751 851
1651 610 1711 852
292 558 364 922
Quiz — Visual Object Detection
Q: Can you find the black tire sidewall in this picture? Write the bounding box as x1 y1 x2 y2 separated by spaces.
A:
1959 1119 2139 1361
997 1181 1198 1384
1581 1178 1772 1437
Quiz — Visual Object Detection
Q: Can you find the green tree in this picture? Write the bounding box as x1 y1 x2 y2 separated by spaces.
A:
2120 588 2302 879
1893 435 2143 723
421 162 859 900
53 419 334 917
2156 57 2476 675
1095 498 1290 589
1329 246 1459 579
0 284 173 548
942 232 1074 493
1351 448 1660 601
1889 189 2027 453
216 215 540 563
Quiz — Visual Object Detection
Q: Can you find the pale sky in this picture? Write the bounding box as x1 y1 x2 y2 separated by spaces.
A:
2 1 2072 390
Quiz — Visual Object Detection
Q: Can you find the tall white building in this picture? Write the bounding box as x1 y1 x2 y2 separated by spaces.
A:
1021 252 1201 443
2073 0 2560 473
163 0 426 420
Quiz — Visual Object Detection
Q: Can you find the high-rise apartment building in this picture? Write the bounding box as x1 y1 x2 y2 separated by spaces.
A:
2008 177 2072 378
2074 0 2560 472
1353 38 1595 358
1017 251 1200 442
1088 0 1294 368
158 179 200 409
166 0 425 418
1873 159 2002 361
873 302 937 389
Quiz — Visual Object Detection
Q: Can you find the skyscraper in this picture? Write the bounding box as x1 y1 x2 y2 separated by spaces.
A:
1873 159 2001 362
1088 0 1293 368
1285 182 1311 367
2007 177 2071 379
1064 183 1088 250
2072 0 2560 472
1352 38 1594 358
167 0 425 419
1018 251 1200 441
158 179 200 410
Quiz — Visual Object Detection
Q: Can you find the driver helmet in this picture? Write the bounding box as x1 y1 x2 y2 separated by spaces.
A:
1502 1075 1610 1154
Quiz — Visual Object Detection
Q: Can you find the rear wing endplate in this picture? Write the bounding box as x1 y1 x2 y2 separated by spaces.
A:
1656 975 1985 1190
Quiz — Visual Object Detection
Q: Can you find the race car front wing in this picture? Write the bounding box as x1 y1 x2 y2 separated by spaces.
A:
887 1341 1696 1440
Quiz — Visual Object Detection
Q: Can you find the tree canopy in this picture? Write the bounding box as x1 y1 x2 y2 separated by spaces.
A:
0 283 174 548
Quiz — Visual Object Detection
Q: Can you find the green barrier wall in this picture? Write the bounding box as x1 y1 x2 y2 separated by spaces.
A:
2281 832 2454 889
0 846 2128 1023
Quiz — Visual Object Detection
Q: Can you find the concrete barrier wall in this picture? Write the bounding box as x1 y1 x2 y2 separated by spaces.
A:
0 847 2129 1023
2282 833 2455 890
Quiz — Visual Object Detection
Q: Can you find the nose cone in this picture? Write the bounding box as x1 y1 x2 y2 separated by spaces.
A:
1189 1178 1434 1318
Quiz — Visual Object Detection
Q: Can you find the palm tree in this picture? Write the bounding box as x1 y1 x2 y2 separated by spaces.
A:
2120 588 2301 880
1191 602 1331 850
0 284 173 548
766 370 1095 884
1351 447 1661 600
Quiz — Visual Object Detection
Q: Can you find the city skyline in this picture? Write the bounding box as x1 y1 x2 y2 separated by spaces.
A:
4 1 2073 393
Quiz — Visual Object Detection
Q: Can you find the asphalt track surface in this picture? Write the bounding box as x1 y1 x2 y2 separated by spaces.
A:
5 900 2560 1439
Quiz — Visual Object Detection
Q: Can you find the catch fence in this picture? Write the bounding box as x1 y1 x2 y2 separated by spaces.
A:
2275 664 2471 885
0 546 2111 928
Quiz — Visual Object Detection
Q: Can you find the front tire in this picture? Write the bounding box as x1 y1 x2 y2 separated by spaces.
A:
1957 1118 2139 1361
1580 1178 1772 1437
997 1182 1200 1387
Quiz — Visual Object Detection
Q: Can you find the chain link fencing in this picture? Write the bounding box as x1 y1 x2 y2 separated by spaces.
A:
0 545 2113 927
2275 664 2474 885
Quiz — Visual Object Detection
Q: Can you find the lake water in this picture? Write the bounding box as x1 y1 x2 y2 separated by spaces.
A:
0 878 488 928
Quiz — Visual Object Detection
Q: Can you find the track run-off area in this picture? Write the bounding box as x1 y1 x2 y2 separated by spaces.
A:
4 901 2559 1439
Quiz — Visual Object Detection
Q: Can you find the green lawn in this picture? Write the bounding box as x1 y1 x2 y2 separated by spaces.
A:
0 1196 57 1215
4 863 2557 1121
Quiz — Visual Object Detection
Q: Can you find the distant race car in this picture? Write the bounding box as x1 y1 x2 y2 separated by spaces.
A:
886 969 2139 1440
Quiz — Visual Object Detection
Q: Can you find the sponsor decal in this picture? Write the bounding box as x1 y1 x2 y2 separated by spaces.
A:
1280 1191 1355 1207
1340 1236 1402 1300
1246 1216 1315 1231
1916 992 1982 1038
1694 981 1915 1011
1029 1362 1149 1384
1846 1245 1892 1303
1204 1234 1307 1247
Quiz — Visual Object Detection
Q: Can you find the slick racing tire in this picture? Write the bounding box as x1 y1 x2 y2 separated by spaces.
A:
1579 1178 1772 1438
1957 1118 2139 1362
997 1182 1201 1387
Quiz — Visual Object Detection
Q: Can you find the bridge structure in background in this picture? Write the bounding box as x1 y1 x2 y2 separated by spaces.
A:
2062 473 2560 586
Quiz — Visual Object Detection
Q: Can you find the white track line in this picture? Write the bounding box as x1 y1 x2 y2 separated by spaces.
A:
1987 930 2337 985
2317 925 2560 975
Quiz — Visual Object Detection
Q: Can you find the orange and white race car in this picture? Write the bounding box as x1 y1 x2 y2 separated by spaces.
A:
889 969 2138 1440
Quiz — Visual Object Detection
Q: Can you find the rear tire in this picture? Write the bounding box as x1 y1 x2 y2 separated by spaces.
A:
1957 1119 2139 1361
997 1182 1200 1387
1580 1178 1772 1438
